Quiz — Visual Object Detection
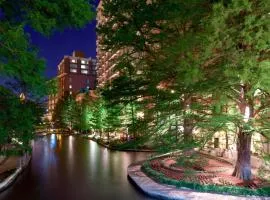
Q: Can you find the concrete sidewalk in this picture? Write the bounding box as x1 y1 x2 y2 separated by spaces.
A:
127 164 270 200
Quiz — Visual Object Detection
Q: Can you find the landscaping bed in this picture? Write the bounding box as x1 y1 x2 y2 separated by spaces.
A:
141 153 270 197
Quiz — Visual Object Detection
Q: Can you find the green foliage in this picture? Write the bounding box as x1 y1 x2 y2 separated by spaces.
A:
98 0 216 153
46 78 58 96
142 161 270 197
0 87 43 155
202 0 270 179
99 0 270 180
0 0 95 151
91 98 108 133
61 95 78 130
52 98 65 128
0 0 95 96
1 0 95 35
105 103 122 132
0 23 46 96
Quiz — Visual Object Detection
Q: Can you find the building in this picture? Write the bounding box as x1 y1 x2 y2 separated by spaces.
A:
96 0 122 88
57 50 96 97
47 51 96 121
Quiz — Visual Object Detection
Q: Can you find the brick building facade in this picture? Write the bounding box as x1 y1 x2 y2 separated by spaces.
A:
47 51 96 120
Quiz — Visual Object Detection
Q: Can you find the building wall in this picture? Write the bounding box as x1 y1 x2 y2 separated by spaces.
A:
96 0 121 88
58 54 96 97
47 51 96 121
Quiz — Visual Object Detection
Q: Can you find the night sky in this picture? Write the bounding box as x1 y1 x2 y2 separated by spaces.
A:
26 21 97 79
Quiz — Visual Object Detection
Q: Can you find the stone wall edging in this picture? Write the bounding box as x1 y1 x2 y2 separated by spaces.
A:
127 163 270 200
0 154 31 193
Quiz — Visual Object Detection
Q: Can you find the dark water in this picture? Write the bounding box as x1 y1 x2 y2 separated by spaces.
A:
0 134 154 200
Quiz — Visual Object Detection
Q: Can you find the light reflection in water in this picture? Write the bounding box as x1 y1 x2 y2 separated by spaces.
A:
50 134 56 149
0 135 154 200
56 134 62 150
102 148 109 176
68 136 74 169
90 140 97 174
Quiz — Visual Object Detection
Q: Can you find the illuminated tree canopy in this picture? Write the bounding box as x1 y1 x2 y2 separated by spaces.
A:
0 0 95 154
98 0 270 181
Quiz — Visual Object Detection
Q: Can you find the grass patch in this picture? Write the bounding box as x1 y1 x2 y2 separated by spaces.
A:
141 160 270 197
109 137 151 151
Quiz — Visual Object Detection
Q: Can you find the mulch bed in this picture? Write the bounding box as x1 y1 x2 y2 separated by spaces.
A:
150 155 269 189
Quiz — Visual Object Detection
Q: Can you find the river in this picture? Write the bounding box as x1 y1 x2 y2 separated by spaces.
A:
0 134 155 200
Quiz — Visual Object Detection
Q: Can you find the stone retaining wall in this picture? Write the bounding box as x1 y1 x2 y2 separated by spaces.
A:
0 154 31 193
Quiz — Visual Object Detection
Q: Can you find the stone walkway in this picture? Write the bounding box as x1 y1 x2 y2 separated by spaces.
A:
127 164 270 200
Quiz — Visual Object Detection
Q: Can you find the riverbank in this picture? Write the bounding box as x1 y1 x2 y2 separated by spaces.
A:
40 129 155 152
0 154 31 192
82 135 155 152
128 163 270 200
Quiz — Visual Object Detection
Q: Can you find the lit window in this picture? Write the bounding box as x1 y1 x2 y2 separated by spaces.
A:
71 59 77 63
81 70 89 74
81 60 87 64
70 69 77 73
69 85 72 89
81 64 89 69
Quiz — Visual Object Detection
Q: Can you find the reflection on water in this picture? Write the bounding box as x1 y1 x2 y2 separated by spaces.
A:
0 134 154 200
50 134 56 149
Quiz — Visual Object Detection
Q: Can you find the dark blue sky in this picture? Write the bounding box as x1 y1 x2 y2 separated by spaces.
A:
27 21 97 79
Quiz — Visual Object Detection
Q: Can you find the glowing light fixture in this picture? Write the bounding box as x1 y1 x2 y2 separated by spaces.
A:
19 93 25 101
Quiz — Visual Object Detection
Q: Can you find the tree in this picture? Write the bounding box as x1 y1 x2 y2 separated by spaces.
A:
76 97 91 133
61 95 78 131
99 0 270 182
0 86 43 154
0 0 95 96
47 78 58 96
0 0 95 149
202 0 270 181
91 98 108 138
98 0 213 150
101 73 147 138
52 98 65 129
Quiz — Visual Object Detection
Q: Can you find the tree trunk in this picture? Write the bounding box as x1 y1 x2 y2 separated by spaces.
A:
183 95 193 144
225 131 229 149
232 128 252 181
183 117 193 143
